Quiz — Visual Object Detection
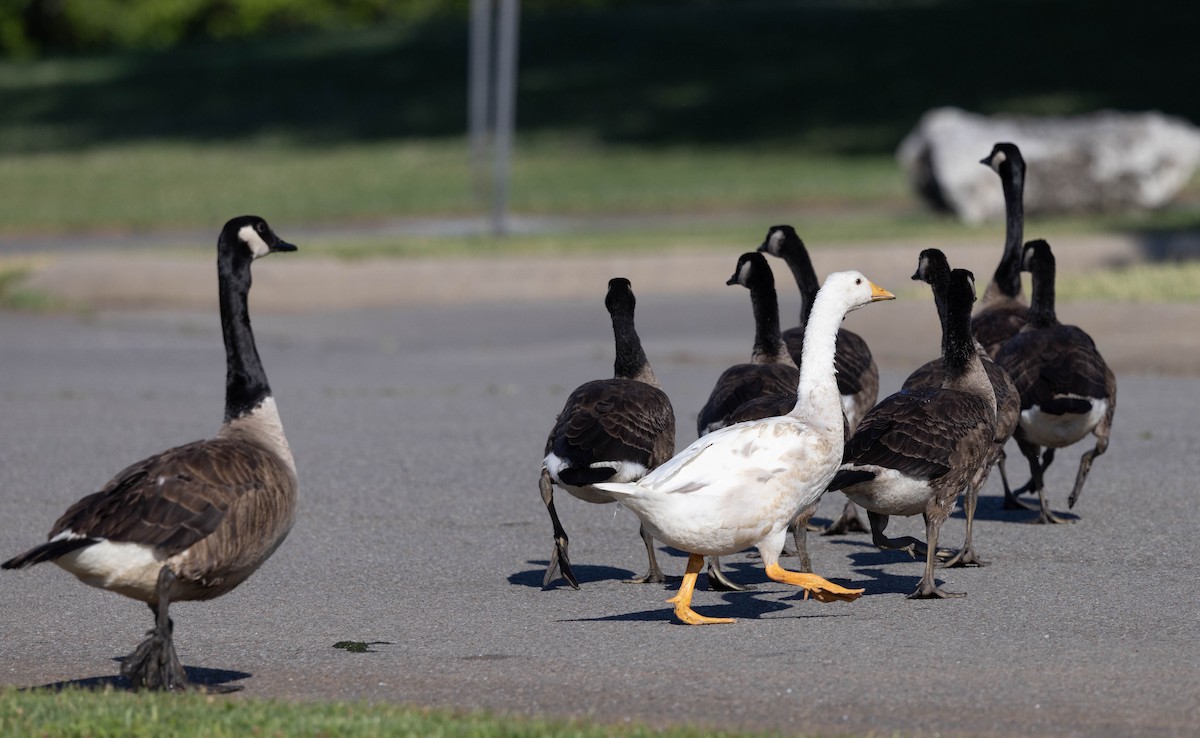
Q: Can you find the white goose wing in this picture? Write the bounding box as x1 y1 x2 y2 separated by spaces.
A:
595 417 804 498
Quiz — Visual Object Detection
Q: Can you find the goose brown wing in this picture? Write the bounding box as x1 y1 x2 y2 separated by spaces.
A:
998 327 1110 410
842 390 990 481
548 379 673 469
972 303 1029 357
697 363 798 433
833 329 873 397
47 439 276 557
727 392 797 425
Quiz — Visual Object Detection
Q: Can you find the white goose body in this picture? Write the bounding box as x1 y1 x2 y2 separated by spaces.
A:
608 408 843 557
594 271 894 624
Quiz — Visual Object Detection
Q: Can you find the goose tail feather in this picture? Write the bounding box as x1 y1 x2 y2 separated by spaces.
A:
2 537 98 570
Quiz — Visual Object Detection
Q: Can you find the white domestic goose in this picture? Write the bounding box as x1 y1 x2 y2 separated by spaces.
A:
830 268 996 599
902 249 1020 567
2 216 298 691
593 271 894 624
758 224 878 535
993 239 1116 524
540 278 675 588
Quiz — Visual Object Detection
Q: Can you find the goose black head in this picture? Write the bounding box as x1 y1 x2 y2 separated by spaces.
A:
727 251 773 289
1021 239 1054 272
912 248 951 284
605 277 635 314
980 142 1025 174
758 225 802 258
221 215 298 262
948 268 978 307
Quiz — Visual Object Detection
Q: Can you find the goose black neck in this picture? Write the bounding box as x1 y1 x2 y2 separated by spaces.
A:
750 277 787 361
610 306 650 380
219 251 271 422
941 275 978 380
919 254 952 325
993 157 1026 298
782 247 821 326
1027 250 1058 330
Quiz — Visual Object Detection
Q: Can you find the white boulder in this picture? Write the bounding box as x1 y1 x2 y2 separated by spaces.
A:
897 107 1200 223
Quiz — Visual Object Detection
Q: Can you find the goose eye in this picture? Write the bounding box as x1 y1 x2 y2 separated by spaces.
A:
855 278 862 285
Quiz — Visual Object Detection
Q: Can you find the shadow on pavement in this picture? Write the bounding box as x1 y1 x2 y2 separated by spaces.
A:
25 662 250 693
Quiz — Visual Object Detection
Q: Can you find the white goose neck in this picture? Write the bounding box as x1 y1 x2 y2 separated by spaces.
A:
789 287 845 425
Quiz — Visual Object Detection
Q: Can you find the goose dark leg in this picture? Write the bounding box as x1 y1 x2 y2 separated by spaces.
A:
706 556 751 592
822 499 869 535
1006 447 1055 510
540 469 579 589
939 476 989 568
1068 421 1111 509
782 500 819 572
1017 440 1071 524
911 512 964 599
625 524 665 584
1001 459 1040 512
121 566 190 691
868 511 926 559
994 448 1013 500
940 487 988 568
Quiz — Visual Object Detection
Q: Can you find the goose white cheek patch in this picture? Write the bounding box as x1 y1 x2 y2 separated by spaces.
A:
768 229 785 253
238 225 272 259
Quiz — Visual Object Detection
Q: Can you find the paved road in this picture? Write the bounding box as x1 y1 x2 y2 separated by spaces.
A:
1 279 1197 737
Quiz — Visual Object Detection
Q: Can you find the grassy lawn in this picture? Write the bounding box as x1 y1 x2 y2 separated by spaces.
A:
0 139 915 234
0 687 782 738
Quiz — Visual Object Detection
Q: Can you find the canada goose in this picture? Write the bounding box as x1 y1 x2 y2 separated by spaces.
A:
973 143 1030 358
903 249 1020 567
696 252 799 590
540 278 675 589
695 252 798 438
994 240 1116 524
593 271 893 625
830 268 996 599
758 225 878 535
2 215 298 691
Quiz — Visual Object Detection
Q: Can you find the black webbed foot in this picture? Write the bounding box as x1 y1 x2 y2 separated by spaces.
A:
937 546 990 568
121 566 191 692
706 557 752 592
821 500 869 535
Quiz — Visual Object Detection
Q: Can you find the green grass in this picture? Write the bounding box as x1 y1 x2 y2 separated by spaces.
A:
0 265 58 311
0 687 786 738
0 139 914 234
1056 261 1200 303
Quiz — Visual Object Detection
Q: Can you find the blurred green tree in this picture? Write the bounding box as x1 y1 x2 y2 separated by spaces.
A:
0 0 452 56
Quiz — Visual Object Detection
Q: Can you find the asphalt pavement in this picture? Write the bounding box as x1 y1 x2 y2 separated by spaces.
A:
1 245 1198 737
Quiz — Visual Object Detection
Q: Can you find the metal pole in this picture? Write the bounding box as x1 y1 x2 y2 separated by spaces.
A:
491 0 520 236
468 0 494 206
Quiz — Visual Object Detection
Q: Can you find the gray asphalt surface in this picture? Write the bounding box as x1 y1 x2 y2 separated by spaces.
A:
1 266 1198 737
